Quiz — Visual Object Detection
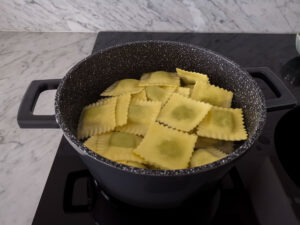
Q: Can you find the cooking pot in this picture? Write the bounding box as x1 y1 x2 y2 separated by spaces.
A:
17 41 296 208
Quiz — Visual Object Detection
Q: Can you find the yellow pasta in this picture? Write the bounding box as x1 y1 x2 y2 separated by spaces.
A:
191 81 233 108
197 106 248 141
145 86 176 103
84 132 145 163
77 98 117 139
219 141 234 154
190 148 227 168
184 84 194 93
95 97 113 104
175 87 190 97
158 93 212 132
101 79 143 96
78 68 249 170
195 137 234 154
117 101 161 135
117 160 147 169
185 84 194 89
131 89 147 103
176 68 209 85
139 71 180 87
115 94 131 126
195 136 220 148
134 122 197 170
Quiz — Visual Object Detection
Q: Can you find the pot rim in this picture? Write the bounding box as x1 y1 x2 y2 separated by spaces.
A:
55 40 267 177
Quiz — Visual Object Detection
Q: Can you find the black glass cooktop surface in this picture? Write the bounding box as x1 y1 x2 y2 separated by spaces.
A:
32 32 300 225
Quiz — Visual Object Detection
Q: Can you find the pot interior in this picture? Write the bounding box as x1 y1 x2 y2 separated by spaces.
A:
56 41 266 172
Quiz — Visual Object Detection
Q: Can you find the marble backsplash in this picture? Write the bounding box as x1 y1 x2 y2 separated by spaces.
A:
0 0 299 33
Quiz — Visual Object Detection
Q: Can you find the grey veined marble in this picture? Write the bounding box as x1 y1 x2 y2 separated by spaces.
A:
0 32 97 225
0 0 300 33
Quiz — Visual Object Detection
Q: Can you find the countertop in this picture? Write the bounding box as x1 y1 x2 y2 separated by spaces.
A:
0 2 300 224
0 32 97 225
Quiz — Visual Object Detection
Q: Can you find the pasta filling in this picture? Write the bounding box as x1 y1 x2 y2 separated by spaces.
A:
134 122 197 170
158 93 212 132
197 106 247 141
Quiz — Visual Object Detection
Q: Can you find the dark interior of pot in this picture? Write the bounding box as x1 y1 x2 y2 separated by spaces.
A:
56 41 266 167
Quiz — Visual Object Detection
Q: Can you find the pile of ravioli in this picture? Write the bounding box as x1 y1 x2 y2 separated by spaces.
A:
77 68 248 170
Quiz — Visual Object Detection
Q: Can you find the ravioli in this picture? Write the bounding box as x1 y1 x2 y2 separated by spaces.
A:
145 86 176 103
134 122 197 170
131 89 147 103
175 87 190 97
195 137 234 154
176 68 209 85
190 148 227 167
115 94 131 126
101 79 143 96
191 81 233 108
139 71 180 87
117 101 161 135
84 132 144 163
184 84 194 93
158 93 212 132
78 68 248 170
77 98 117 139
197 106 247 141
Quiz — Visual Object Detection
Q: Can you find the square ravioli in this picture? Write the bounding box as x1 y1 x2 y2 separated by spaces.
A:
101 79 143 96
77 97 117 139
175 87 190 97
157 93 212 132
190 148 227 168
197 106 248 141
195 137 234 154
134 122 197 169
191 81 233 108
115 94 131 126
145 86 176 103
184 84 194 93
84 132 145 163
139 71 180 87
117 101 161 136
131 89 147 103
176 68 209 85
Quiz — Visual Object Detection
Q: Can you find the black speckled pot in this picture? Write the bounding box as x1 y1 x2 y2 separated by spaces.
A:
19 41 273 208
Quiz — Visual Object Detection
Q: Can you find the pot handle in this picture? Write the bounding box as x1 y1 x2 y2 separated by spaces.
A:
63 170 95 213
245 67 297 112
17 79 61 128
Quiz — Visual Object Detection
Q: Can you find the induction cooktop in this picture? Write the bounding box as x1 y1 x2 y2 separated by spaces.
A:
31 32 300 225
